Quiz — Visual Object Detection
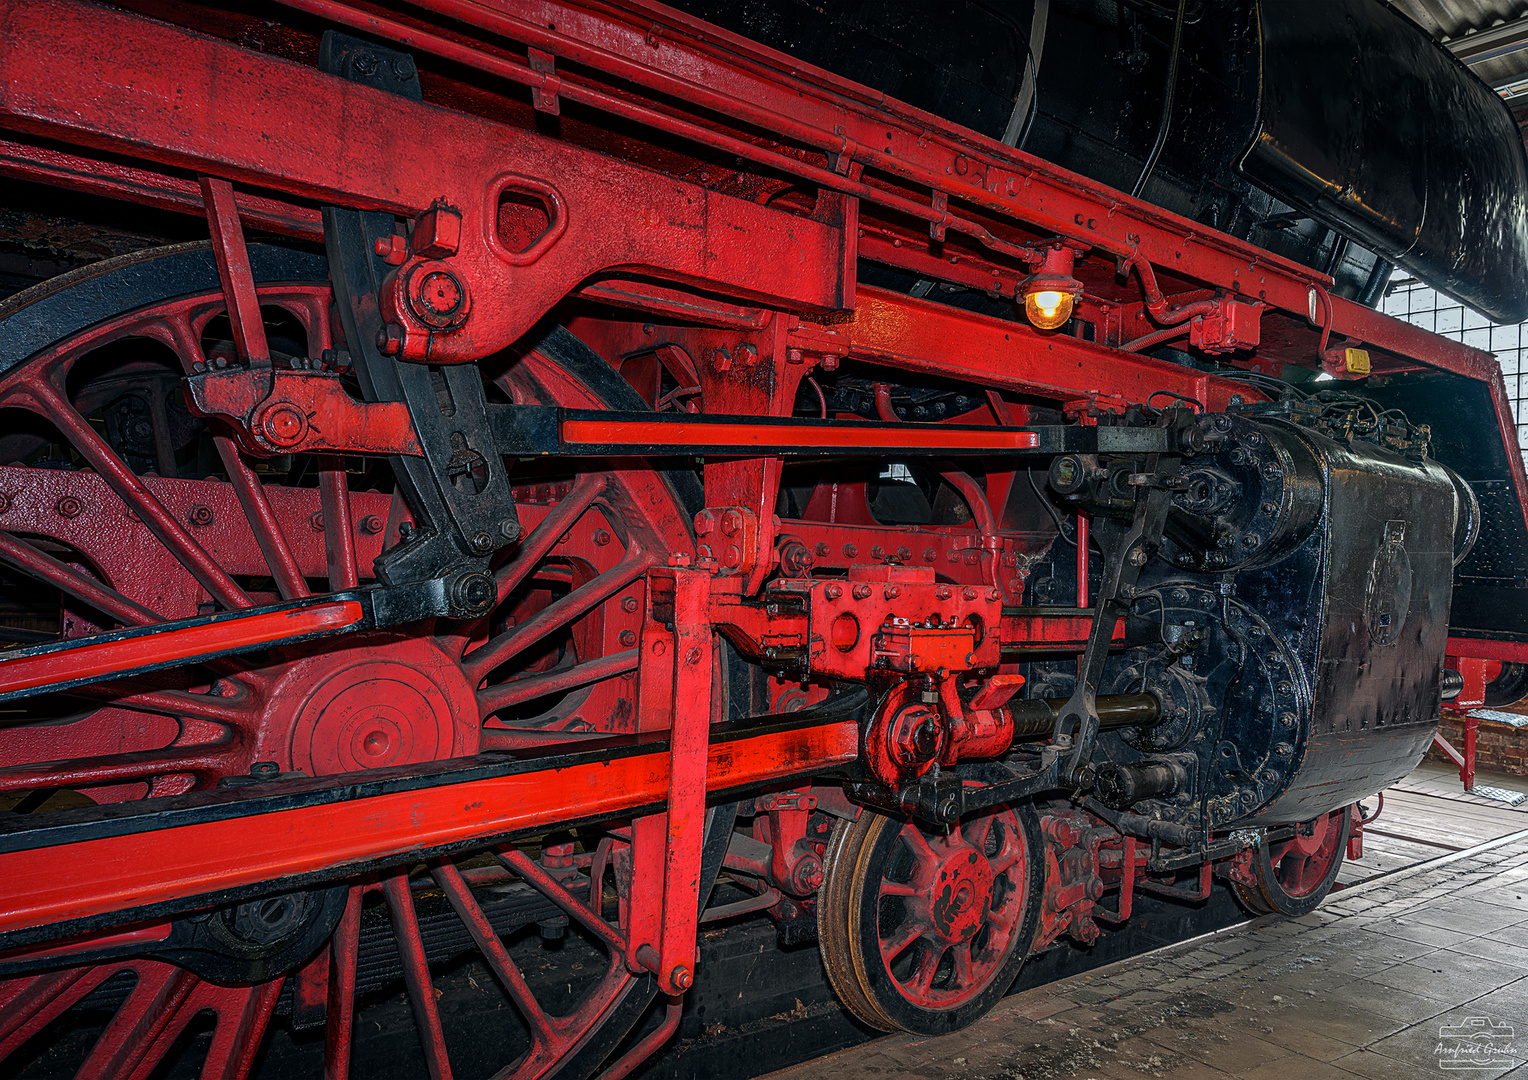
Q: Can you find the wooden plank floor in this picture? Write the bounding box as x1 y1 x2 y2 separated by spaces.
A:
1338 763 1528 885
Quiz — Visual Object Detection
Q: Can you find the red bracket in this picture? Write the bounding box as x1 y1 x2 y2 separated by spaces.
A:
628 567 714 995
185 369 424 458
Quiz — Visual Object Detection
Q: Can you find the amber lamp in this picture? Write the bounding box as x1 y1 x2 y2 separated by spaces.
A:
1021 246 1082 331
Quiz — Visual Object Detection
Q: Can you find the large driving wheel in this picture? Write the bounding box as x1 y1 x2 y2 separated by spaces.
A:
1232 807 1350 917
0 243 709 1078
818 801 1043 1035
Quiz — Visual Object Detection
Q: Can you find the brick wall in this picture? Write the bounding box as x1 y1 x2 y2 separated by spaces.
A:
1425 713 1528 776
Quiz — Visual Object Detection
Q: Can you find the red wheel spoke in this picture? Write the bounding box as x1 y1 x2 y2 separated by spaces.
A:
0 529 162 627
901 824 940 867
904 944 941 996
431 861 556 1044
324 886 363 1080
214 435 310 601
0 966 114 1055
87 684 258 725
194 978 284 1080
23 381 252 611
74 963 197 1080
465 545 653 681
950 945 976 990
0 743 233 794
879 918 926 962
497 847 628 955
493 473 603 606
879 880 919 898
319 459 359 591
381 873 455 1080
478 648 638 721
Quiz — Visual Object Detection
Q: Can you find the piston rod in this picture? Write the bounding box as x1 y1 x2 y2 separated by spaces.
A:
1007 693 1161 739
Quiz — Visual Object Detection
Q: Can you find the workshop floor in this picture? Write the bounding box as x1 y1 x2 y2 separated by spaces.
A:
768 782 1528 1080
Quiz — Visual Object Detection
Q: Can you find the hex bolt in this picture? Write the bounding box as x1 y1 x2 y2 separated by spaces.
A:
962 586 978 601
621 596 639 614
500 519 521 541
671 965 693 991
924 548 937 562
816 542 830 557
820 354 840 372
188 504 214 527
842 543 858 558
720 509 744 536
824 583 843 600
884 585 901 600
710 347 732 373
936 586 952 600
619 630 637 646
852 584 872 600
360 515 385 535
694 509 716 536
870 545 885 560
594 529 611 546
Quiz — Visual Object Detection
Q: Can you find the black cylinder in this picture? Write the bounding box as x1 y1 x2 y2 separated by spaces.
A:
1094 760 1182 809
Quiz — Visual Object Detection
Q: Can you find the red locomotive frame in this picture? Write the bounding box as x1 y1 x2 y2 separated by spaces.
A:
0 1 1520 1075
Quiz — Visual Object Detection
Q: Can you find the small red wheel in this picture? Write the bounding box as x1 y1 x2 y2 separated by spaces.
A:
1234 806 1350 917
819 800 1043 1035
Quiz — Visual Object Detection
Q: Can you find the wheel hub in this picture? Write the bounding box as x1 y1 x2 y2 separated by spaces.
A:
270 634 481 776
925 844 995 944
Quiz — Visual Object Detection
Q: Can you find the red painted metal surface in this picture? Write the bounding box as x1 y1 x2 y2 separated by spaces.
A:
0 0 1520 1071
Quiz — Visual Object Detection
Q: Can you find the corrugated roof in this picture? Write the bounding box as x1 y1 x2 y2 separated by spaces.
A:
1388 0 1528 90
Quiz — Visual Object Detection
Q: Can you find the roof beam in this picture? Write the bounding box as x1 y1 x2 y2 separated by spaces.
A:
1447 15 1528 66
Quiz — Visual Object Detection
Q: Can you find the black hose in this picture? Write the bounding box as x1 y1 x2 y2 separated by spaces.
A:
1129 0 1187 199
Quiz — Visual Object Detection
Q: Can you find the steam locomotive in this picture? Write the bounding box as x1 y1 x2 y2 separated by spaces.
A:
0 0 1522 1074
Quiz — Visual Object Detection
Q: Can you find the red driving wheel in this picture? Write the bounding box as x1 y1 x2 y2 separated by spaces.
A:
0 243 705 1078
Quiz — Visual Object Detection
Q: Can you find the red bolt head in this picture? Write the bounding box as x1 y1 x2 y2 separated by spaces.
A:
852 584 872 600
621 596 639 613
619 629 637 646
963 586 978 601
720 509 744 536
360 515 384 535
723 544 742 569
594 529 611 546
188 504 214 527
258 401 308 448
670 965 693 991
693 509 716 536
824 583 843 600
820 354 840 372
55 496 82 519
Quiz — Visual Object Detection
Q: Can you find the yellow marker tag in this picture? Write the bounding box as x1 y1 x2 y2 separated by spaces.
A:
1345 348 1371 376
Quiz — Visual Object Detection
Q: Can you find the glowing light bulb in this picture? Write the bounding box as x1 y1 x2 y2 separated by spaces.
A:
1024 287 1075 330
